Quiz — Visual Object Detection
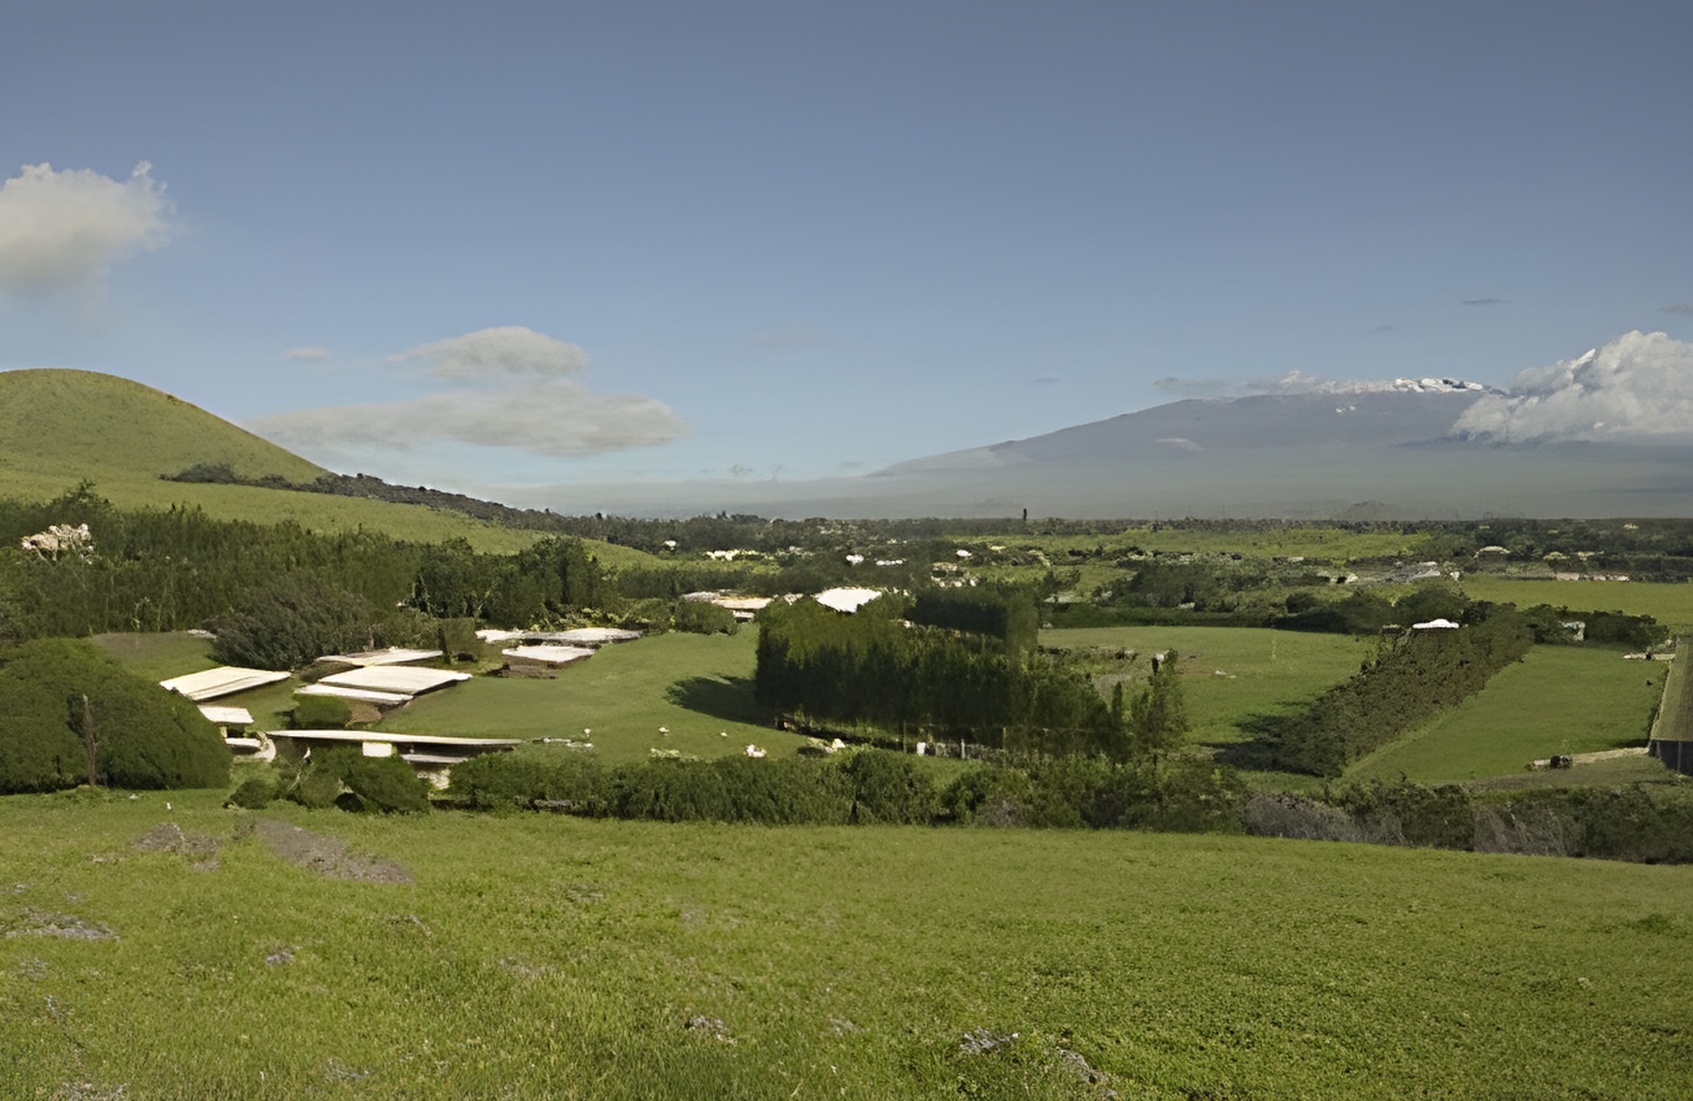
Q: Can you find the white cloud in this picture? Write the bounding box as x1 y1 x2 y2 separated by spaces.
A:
0 162 172 293
251 326 687 462
1453 331 1693 443
392 326 589 379
250 380 687 459
285 346 331 362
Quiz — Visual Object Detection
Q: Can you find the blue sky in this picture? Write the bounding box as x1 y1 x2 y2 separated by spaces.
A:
2 1 1689 500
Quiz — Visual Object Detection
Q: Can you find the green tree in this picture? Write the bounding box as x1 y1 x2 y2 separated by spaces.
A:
1127 650 1189 759
0 638 228 792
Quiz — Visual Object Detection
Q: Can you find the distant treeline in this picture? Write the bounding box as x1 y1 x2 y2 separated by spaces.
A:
166 464 1693 572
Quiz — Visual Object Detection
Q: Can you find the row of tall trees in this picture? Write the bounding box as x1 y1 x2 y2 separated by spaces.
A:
754 594 1187 760
1249 605 1534 776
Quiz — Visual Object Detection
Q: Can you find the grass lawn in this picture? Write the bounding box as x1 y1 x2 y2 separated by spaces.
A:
999 525 1434 562
1348 647 1667 785
2 791 1691 1099
90 632 216 684
374 631 808 763
1040 626 1369 747
1460 575 1693 634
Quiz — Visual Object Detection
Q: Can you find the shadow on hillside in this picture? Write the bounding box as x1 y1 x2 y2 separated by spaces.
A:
666 675 766 726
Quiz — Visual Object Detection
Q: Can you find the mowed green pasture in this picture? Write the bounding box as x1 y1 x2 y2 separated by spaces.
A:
1348 647 1667 785
1460 575 1693 634
1006 525 1431 562
1039 626 1370 747
376 631 807 763
3 793 1692 1099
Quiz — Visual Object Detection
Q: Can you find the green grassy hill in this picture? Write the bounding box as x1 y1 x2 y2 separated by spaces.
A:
0 369 643 556
0 368 324 485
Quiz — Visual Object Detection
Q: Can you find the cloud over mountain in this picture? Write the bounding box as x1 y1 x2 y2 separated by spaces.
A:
1453 331 1693 443
0 163 172 293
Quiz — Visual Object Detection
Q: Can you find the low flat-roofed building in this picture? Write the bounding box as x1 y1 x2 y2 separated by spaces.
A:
503 644 595 667
296 683 415 705
267 729 522 785
317 647 444 667
160 666 291 702
477 627 641 647
316 666 472 696
198 704 254 731
814 587 882 614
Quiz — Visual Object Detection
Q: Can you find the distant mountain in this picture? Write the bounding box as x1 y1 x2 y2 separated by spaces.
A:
518 389 1693 519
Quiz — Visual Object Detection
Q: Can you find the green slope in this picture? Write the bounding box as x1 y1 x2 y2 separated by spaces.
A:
0 368 325 483
0 369 660 559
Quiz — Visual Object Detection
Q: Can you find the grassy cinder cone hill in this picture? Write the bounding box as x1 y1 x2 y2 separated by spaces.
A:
0 368 324 485
0 368 583 554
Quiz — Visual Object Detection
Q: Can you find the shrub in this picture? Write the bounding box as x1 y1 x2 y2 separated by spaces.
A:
342 753 432 814
673 600 738 635
842 750 938 824
942 766 1036 826
281 748 353 809
0 638 229 793
449 751 609 812
227 774 276 809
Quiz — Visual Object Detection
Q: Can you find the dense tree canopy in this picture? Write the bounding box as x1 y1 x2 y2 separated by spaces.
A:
0 638 229 793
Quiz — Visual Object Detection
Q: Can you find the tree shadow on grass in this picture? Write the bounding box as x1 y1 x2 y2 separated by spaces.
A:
666 675 766 726
1209 712 1299 771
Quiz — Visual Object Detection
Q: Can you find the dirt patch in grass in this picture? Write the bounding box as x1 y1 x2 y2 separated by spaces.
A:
133 822 221 859
5 908 118 941
253 819 412 884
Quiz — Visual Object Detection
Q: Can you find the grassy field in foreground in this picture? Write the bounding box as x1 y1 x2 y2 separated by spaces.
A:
2 792 1691 1099
1348 647 1666 785
1460 576 1693 634
1040 626 1369 748
374 631 808 763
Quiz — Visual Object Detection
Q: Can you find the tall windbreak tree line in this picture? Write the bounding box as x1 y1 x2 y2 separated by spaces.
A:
754 592 1188 760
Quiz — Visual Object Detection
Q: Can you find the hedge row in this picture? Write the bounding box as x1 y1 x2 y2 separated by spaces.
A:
447 749 1246 832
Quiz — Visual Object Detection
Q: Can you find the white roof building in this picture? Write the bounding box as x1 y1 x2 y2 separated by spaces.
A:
197 705 254 727
318 647 444 667
316 666 472 696
296 683 414 705
813 587 882 614
502 644 595 666
160 666 291 702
